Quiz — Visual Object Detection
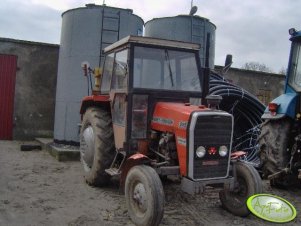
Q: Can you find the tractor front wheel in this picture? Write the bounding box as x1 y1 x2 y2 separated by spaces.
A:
80 107 115 186
219 161 262 216
125 165 164 226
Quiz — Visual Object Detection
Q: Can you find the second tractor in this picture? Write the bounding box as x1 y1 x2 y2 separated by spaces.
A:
259 28 301 187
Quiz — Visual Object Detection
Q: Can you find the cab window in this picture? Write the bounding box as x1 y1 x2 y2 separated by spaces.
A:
133 46 201 92
288 41 301 91
111 49 128 91
101 53 114 94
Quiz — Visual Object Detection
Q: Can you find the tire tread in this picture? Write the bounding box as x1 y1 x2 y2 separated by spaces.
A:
80 107 115 187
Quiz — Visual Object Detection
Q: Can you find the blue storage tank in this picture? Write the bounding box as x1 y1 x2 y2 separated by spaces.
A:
54 4 143 144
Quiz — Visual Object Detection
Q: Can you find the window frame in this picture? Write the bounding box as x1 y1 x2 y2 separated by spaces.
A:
111 48 129 92
100 47 130 94
288 41 301 92
130 44 203 93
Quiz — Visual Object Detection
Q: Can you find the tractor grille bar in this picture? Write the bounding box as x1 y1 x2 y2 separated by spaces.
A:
188 112 233 180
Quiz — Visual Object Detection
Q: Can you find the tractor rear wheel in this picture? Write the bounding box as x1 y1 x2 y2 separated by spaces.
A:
219 161 262 217
80 107 115 186
258 118 291 180
125 165 164 226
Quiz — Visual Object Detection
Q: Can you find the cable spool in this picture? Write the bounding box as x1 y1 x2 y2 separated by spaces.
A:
209 71 265 165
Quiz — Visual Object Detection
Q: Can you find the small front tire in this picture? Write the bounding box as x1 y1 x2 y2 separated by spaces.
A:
125 165 164 226
219 161 262 217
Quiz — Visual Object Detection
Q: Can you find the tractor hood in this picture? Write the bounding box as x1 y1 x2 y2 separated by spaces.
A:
151 102 233 177
151 102 210 176
151 102 209 133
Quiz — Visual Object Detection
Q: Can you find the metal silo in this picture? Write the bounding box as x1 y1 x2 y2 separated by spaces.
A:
145 15 216 69
54 4 144 144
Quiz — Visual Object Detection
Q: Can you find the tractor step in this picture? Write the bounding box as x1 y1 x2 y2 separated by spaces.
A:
105 167 121 176
105 151 126 176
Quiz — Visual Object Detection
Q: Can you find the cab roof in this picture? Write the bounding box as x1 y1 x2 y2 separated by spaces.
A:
104 35 200 53
290 29 301 41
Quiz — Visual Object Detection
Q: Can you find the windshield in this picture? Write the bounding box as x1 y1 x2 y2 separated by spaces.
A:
288 41 301 91
133 46 201 92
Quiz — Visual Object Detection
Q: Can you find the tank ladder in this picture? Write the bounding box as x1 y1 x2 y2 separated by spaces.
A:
99 7 121 66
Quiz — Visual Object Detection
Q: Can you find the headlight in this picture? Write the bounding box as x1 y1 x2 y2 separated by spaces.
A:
196 146 206 158
219 145 228 157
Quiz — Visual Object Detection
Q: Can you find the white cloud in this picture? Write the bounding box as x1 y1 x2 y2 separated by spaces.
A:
29 0 85 11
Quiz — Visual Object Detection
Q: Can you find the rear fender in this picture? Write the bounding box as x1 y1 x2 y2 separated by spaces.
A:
80 95 110 115
120 153 151 191
262 93 298 120
231 151 247 160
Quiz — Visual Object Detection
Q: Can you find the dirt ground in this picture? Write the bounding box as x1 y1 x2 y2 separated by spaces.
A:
0 140 301 226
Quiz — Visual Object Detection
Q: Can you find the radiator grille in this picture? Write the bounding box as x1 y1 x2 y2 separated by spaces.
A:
190 113 232 180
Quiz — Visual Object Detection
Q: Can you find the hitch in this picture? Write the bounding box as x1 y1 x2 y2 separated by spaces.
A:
267 168 290 180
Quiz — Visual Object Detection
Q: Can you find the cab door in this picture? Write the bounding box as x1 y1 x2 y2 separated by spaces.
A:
110 49 129 150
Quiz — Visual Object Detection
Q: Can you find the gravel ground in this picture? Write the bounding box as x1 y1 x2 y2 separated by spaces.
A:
0 140 300 226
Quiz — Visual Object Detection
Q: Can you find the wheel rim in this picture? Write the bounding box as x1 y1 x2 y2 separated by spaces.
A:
132 182 148 215
80 126 95 171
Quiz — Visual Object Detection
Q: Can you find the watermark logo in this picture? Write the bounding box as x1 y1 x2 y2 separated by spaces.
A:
247 194 297 223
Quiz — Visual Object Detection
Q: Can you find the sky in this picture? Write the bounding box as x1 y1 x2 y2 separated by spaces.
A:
0 0 300 73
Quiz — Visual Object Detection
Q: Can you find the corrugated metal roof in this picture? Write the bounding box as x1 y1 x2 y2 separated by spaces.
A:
0 37 59 47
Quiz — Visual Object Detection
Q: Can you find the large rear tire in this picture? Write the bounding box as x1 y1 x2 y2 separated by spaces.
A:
258 118 291 180
125 165 164 226
219 161 262 217
80 107 115 186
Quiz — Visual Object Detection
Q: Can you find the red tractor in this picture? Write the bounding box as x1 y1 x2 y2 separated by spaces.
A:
79 36 262 226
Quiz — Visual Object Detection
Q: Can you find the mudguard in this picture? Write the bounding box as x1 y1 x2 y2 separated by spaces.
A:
262 93 298 120
120 154 150 190
80 95 110 115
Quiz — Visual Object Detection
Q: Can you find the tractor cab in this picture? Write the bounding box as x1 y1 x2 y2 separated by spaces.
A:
263 28 301 119
259 29 301 186
98 36 207 153
287 29 301 94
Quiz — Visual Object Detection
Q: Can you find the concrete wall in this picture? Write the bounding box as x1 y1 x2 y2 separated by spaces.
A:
214 66 286 105
0 38 59 140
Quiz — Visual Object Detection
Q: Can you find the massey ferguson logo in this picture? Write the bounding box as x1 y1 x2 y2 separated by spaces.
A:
152 117 174 126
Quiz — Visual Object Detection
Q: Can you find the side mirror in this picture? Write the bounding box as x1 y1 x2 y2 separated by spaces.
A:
225 54 233 67
222 54 233 74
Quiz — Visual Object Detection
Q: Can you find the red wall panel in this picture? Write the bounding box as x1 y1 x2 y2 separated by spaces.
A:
0 54 17 140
